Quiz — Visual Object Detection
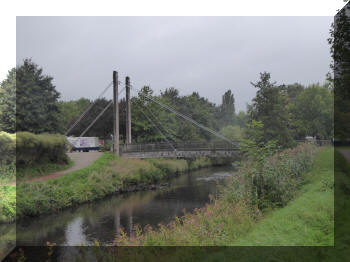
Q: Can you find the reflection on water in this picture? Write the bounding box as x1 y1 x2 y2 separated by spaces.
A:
16 166 234 247
0 222 15 260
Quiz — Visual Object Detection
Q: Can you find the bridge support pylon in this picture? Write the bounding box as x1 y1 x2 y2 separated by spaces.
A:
125 76 132 144
113 71 119 156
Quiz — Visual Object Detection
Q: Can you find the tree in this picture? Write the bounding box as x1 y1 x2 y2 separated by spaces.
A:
129 87 219 143
220 125 243 141
284 83 304 103
236 110 249 129
160 87 180 106
329 3 350 141
291 84 334 139
131 86 168 143
58 98 91 131
217 90 235 127
16 59 61 133
66 98 114 139
57 86 237 143
249 72 294 148
0 68 16 133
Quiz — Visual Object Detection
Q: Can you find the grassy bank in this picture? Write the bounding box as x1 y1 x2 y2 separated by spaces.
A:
0 186 16 223
114 145 332 246
14 154 218 221
234 146 334 246
0 163 16 223
16 160 74 181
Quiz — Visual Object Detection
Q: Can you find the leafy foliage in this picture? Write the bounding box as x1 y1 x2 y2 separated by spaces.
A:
16 132 69 167
249 72 294 148
0 69 16 133
0 186 16 223
329 3 350 141
16 59 62 133
216 90 235 128
58 98 91 132
62 86 223 143
63 98 113 139
0 132 15 165
289 84 333 139
240 120 279 165
220 125 243 141
231 143 316 210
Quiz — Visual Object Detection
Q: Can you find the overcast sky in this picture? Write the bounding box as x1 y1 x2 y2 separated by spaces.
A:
16 16 332 112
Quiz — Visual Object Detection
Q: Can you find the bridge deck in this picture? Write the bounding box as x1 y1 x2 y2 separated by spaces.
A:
121 141 239 152
120 141 240 158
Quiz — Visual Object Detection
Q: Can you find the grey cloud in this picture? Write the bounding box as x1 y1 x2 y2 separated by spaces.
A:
16 16 332 111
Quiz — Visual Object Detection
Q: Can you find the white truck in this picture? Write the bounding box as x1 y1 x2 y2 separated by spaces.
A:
66 137 100 152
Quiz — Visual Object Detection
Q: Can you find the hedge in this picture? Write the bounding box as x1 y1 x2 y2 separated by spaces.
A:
0 132 15 165
16 132 69 167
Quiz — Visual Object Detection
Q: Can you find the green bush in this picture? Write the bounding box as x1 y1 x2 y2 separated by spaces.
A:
0 163 15 184
0 132 15 165
0 185 16 223
224 143 317 210
100 140 112 152
188 158 212 170
16 132 69 167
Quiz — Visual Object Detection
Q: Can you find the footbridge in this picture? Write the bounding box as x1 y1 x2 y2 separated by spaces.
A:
120 141 240 158
65 71 242 159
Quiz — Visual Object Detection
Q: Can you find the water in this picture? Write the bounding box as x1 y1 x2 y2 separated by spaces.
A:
16 166 233 247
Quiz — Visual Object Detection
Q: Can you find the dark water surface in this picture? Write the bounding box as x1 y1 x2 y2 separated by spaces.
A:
16 166 234 248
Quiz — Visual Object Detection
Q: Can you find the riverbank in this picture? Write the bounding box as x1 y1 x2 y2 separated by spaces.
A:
113 145 333 247
16 159 74 182
0 160 75 223
1 155 74 224
12 154 227 222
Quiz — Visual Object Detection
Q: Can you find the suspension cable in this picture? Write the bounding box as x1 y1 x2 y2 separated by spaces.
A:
79 87 125 137
131 100 176 151
130 85 234 144
65 81 113 136
142 105 178 142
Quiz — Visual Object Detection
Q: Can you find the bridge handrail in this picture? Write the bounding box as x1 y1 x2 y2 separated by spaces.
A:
120 141 240 153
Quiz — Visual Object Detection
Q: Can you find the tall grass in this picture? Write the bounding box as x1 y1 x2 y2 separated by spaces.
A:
0 162 15 185
224 143 317 210
233 146 334 246
0 185 16 223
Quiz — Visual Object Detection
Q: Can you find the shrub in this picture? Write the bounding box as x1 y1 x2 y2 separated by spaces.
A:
224 143 317 210
0 162 15 184
188 158 212 170
16 132 69 167
147 158 188 175
0 132 15 165
0 185 16 223
100 140 112 152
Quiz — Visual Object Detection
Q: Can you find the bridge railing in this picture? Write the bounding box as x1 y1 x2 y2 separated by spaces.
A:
120 141 240 153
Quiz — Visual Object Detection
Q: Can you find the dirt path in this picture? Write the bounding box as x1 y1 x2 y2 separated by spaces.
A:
27 152 103 183
339 149 350 163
